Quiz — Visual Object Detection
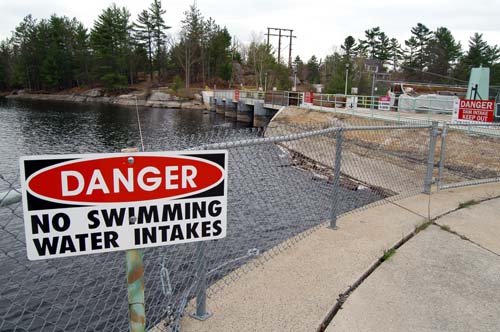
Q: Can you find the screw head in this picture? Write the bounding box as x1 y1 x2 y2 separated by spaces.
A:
127 157 134 164
129 216 137 224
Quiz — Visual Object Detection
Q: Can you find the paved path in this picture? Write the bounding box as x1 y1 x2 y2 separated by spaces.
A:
329 198 500 332
179 183 500 332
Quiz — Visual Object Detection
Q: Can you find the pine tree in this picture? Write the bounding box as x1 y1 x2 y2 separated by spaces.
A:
90 4 133 89
341 36 357 61
361 27 381 59
388 38 403 71
410 23 432 73
149 0 170 82
456 33 500 80
427 27 462 80
134 10 154 81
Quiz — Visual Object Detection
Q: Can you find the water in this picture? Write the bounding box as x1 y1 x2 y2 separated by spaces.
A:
0 98 249 178
0 98 383 331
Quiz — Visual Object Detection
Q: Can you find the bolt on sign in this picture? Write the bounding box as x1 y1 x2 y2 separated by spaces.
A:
19 151 228 260
452 99 496 123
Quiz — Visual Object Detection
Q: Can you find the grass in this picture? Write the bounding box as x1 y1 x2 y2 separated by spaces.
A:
458 199 480 209
439 224 451 232
381 248 396 262
415 221 431 233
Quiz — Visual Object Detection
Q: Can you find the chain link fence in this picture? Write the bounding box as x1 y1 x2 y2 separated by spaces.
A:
437 123 500 190
1 121 500 332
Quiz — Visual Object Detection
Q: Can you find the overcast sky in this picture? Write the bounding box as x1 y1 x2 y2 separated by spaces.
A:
1 0 499 61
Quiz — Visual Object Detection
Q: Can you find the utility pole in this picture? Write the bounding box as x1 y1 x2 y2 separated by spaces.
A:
265 28 297 67
278 29 282 64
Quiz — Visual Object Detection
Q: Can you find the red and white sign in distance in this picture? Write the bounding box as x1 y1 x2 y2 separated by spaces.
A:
234 89 240 101
303 91 314 104
20 151 228 260
452 99 496 123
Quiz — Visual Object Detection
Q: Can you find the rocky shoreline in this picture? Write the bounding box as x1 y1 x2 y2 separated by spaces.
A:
4 88 209 110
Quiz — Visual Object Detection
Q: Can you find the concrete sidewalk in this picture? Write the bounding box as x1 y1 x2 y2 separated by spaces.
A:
329 198 500 332
180 183 500 332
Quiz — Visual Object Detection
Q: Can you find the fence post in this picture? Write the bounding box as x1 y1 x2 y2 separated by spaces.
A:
330 129 343 229
126 249 145 332
121 148 146 332
436 123 448 191
190 241 212 320
424 121 439 194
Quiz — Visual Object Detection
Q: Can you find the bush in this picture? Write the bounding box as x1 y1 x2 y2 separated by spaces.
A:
172 75 184 92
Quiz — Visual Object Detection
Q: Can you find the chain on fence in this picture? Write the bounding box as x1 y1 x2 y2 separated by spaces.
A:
2 120 500 332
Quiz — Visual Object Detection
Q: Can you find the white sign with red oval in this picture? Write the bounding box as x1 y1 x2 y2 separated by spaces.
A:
20 151 228 260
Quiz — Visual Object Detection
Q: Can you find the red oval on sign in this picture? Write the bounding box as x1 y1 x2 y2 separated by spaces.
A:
27 155 224 204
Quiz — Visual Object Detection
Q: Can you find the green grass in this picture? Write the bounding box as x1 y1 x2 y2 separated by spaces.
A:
381 248 396 262
439 224 451 232
415 222 431 233
458 199 479 209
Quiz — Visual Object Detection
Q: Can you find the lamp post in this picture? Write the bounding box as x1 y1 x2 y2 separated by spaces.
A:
344 64 349 96
264 72 268 92
293 70 297 91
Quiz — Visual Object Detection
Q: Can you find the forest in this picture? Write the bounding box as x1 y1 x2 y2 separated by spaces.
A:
0 0 499 95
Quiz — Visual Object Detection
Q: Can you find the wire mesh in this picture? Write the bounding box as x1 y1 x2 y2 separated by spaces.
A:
438 123 500 190
3 121 497 332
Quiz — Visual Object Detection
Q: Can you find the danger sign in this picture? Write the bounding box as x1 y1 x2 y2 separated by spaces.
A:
19 151 228 260
452 99 495 123
303 91 314 104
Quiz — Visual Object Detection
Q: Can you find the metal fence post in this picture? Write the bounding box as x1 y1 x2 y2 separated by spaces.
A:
121 147 146 332
330 129 343 229
424 121 439 194
436 123 448 191
190 241 212 320
126 249 145 332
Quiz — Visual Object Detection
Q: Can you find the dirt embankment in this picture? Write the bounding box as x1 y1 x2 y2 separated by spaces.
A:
266 107 500 193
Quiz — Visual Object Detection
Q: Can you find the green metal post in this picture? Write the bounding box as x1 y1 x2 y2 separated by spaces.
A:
126 249 145 332
122 147 146 332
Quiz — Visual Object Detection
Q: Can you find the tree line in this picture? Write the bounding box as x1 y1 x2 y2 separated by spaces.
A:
0 4 499 95
0 1 237 91
294 23 500 95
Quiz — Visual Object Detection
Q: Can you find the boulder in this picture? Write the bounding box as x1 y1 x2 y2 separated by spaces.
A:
193 93 202 101
148 91 172 102
84 88 104 97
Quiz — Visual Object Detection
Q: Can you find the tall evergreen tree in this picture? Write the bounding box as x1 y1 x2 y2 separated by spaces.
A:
341 36 357 61
360 27 381 59
149 0 170 82
427 27 462 79
306 55 320 84
90 4 133 89
410 23 432 73
456 33 500 80
388 38 403 71
134 10 154 81
376 32 391 63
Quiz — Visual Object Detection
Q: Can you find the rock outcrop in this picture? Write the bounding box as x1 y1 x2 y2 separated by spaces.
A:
6 88 206 110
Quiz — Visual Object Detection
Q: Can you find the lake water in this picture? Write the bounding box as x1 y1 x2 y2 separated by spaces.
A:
0 98 382 331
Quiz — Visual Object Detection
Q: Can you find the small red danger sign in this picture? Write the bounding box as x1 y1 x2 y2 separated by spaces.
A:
20 151 228 260
453 99 496 123
304 91 314 104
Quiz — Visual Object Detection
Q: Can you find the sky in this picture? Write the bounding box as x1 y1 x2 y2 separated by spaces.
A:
0 0 499 61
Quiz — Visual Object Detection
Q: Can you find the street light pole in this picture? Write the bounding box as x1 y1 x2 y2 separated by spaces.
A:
294 70 297 91
344 64 349 96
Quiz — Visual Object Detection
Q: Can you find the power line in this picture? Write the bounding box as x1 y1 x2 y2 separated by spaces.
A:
265 27 297 68
398 64 468 83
